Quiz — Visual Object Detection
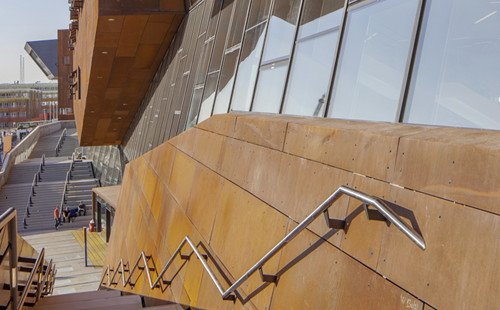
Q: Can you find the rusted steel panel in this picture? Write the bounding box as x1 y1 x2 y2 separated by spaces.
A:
394 126 500 214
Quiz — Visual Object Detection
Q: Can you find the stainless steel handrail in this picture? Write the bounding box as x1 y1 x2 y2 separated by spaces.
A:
59 156 75 214
18 248 45 308
54 128 67 157
101 186 426 301
22 154 46 228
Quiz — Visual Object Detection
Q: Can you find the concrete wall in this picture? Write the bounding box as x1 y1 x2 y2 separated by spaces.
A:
103 113 500 309
0 121 72 188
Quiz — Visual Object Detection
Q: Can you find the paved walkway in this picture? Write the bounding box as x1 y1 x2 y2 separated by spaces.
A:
24 229 105 295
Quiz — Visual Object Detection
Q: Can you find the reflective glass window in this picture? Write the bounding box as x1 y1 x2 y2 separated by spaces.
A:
213 49 240 114
208 0 234 73
404 0 500 130
198 72 219 122
282 1 343 116
252 0 302 113
328 0 420 121
207 0 223 38
247 0 272 29
186 86 204 128
253 61 289 113
230 23 266 111
261 0 301 62
226 0 251 48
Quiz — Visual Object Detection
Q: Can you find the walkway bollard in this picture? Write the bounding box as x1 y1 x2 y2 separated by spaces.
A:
84 227 88 267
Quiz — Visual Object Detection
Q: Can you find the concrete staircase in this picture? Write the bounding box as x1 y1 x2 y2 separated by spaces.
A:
32 290 185 310
63 161 99 212
0 128 100 236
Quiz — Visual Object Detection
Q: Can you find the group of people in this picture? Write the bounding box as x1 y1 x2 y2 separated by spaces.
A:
54 201 87 230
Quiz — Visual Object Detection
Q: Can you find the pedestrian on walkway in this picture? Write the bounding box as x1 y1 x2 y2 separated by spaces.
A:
54 206 61 230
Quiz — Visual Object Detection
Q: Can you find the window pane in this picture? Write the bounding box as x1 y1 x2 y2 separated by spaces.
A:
198 72 218 122
186 87 204 129
299 0 344 38
208 0 234 72
247 0 272 29
230 23 266 111
404 0 500 130
226 0 251 48
213 49 240 114
283 30 339 116
261 0 301 62
328 0 419 122
253 61 289 113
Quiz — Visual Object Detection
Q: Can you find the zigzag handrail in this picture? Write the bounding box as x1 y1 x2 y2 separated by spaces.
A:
101 185 426 301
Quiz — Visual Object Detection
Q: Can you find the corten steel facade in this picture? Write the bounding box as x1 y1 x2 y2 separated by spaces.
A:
68 1 500 309
58 29 75 120
0 83 58 128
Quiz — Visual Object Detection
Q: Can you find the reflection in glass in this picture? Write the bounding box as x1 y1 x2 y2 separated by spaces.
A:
213 49 240 114
261 0 301 62
299 0 343 38
186 86 204 128
226 0 251 48
328 0 419 122
405 0 500 130
207 0 223 38
198 72 219 122
195 40 214 85
253 61 289 113
283 29 339 116
247 0 272 29
208 0 235 73
231 24 266 111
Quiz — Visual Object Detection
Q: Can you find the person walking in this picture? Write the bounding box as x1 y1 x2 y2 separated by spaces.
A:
54 206 61 230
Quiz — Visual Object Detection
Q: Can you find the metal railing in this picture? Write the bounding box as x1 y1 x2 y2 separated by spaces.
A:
23 154 46 229
100 186 426 301
0 208 55 309
59 155 75 215
54 128 67 157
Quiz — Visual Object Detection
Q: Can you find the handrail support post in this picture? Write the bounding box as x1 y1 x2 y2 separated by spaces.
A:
363 203 390 225
258 267 278 283
8 216 17 310
323 210 346 231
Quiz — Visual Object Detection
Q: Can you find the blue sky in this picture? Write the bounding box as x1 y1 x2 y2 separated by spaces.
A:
0 0 69 84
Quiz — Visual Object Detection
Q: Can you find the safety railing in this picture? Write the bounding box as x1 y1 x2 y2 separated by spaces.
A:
100 186 426 301
23 154 46 229
54 128 67 157
0 208 55 309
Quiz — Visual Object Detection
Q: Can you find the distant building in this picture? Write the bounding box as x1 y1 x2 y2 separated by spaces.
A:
0 83 58 128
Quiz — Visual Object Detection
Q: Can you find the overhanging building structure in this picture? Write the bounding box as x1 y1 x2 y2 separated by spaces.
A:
67 0 499 309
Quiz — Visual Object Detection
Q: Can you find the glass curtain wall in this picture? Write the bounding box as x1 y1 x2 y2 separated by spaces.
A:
404 0 500 130
123 0 500 162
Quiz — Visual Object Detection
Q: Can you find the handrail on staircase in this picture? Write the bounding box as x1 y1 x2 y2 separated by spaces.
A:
101 186 426 301
22 154 46 229
18 248 45 309
0 208 55 309
59 155 75 216
54 128 67 157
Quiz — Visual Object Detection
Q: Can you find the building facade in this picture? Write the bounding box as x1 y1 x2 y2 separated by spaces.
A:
0 83 58 128
67 0 500 309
